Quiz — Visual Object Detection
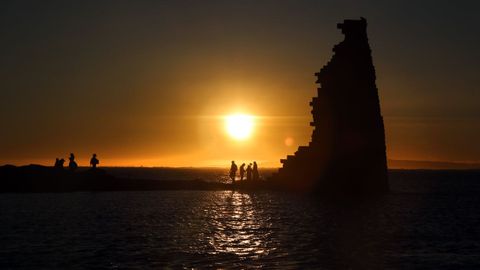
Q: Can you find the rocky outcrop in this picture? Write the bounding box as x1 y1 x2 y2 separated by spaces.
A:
0 165 270 192
271 18 389 195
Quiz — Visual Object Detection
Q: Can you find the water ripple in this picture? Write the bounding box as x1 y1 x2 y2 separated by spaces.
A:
1 185 480 268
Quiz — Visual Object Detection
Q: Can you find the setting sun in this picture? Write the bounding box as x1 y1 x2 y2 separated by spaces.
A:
225 114 255 140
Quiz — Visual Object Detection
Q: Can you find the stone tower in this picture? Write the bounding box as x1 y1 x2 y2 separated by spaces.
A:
271 18 389 194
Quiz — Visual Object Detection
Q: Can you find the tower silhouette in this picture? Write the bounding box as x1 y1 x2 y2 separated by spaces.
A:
271 18 389 195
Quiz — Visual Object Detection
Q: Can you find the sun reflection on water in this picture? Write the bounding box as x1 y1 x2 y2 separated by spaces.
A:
205 191 274 259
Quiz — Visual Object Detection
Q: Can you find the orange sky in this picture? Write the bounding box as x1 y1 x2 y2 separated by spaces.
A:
1 1 479 167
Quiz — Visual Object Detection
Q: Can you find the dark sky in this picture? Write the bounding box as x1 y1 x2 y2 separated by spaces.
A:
1 0 479 166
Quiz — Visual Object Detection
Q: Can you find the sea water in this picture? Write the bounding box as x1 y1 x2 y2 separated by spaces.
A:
1 170 480 269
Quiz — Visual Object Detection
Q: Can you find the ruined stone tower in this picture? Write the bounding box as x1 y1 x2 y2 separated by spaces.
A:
271 18 389 194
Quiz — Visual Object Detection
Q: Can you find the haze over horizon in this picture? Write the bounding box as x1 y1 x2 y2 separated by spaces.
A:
1 0 479 167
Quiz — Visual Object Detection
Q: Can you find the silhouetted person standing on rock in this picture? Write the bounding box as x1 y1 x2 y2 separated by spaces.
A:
239 163 246 181
90 154 99 169
68 153 78 171
246 163 253 181
229 161 238 183
54 158 65 169
253 161 259 181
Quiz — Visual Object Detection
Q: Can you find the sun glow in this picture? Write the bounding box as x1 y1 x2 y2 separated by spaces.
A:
225 114 254 140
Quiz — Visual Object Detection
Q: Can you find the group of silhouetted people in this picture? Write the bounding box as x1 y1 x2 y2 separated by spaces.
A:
54 153 99 170
229 161 260 183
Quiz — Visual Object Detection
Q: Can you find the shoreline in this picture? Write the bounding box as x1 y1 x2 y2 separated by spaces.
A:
0 165 275 193
2 164 480 194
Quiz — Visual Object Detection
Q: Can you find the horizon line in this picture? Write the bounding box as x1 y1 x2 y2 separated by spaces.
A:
2 159 480 169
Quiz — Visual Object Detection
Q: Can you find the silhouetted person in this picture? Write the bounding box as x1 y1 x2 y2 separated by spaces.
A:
246 163 252 181
239 163 246 181
68 153 78 171
90 154 99 169
253 161 259 181
54 158 65 169
229 161 237 183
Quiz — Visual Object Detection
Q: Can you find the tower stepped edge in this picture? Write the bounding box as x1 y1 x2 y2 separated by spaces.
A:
271 18 389 194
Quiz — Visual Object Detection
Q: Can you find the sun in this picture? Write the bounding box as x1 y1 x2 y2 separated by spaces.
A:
225 114 254 140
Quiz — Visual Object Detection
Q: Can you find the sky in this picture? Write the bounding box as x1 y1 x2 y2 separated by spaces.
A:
1 0 479 167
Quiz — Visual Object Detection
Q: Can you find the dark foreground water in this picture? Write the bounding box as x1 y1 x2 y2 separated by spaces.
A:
1 170 480 269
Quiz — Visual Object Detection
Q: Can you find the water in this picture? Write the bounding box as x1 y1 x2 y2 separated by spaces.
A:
1 170 480 269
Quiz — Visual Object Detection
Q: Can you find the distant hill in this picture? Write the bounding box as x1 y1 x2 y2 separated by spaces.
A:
388 159 480 170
